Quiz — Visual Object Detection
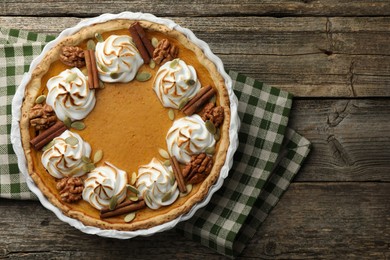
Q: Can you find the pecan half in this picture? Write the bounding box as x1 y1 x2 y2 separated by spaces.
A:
182 153 213 184
60 46 86 68
56 177 84 203
153 38 179 65
200 103 224 127
29 103 57 130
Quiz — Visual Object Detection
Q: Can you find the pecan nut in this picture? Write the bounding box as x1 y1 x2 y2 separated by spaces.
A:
60 46 86 68
182 153 213 184
200 103 224 127
29 103 57 130
56 177 84 203
153 38 179 65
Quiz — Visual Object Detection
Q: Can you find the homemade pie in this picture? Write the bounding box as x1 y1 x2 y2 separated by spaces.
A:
18 14 234 232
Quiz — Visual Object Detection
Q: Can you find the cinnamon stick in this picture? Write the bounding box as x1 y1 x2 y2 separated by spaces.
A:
100 199 135 214
100 200 146 219
129 25 150 64
182 86 216 116
83 50 94 89
30 121 67 150
89 50 99 89
133 22 155 58
170 156 187 193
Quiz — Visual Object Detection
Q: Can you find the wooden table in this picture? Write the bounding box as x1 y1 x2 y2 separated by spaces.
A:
1 1 389 259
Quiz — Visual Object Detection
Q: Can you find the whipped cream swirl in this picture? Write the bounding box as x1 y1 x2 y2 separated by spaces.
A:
95 35 143 83
153 59 201 108
82 162 128 210
136 158 179 210
166 114 215 164
46 67 96 121
41 130 91 179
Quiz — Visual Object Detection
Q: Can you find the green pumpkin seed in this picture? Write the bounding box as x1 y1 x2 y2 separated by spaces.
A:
97 62 109 72
42 140 54 151
124 212 136 223
128 196 139 202
151 37 159 48
185 79 196 86
144 193 153 205
162 191 172 202
214 128 221 141
109 195 118 210
81 67 88 76
178 97 189 110
110 72 120 79
35 95 46 104
205 120 216 134
205 146 215 155
163 160 171 167
82 164 89 173
149 60 156 69
158 148 170 159
63 117 72 128
180 184 193 197
169 59 179 69
99 81 105 89
71 121 85 130
81 156 91 163
86 162 95 172
95 32 104 43
126 184 139 195
65 73 77 83
65 136 79 146
130 172 137 185
135 71 152 82
87 39 96 50
93 150 103 164
168 109 175 121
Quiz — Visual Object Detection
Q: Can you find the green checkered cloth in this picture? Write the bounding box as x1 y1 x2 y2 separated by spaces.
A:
0 28 311 258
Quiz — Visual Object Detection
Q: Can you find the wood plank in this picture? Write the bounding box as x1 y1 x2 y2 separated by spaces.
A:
291 98 390 182
1 16 389 97
2 1 390 17
1 183 389 258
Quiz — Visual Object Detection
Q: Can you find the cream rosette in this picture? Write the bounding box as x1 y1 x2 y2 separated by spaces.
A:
95 35 143 83
41 130 91 179
82 162 127 210
46 67 96 121
136 158 179 210
166 114 216 164
153 59 201 109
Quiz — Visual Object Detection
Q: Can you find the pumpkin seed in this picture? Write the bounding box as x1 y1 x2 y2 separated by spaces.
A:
124 212 136 223
110 72 120 79
210 95 216 104
149 60 156 69
35 95 46 104
81 67 88 76
82 164 89 172
65 136 79 146
81 156 91 164
65 73 77 83
135 71 152 82
97 62 109 72
169 59 179 69
95 32 104 43
180 184 193 197
185 79 196 86
162 191 172 202
163 160 171 167
71 121 85 130
128 196 139 202
126 184 139 195
151 37 159 48
93 150 103 164
158 148 170 159
63 117 72 128
205 120 216 134
214 128 221 141
99 81 105 89
168 109 175 121
205 146 215 155
130 171 137 185
42 140 54 151
178 97 189 110
109 195 118 210
87 39 96 50
144 193 153 206
86 162 95 172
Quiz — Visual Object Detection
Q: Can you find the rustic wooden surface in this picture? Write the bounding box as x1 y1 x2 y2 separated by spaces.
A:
1 1 389 259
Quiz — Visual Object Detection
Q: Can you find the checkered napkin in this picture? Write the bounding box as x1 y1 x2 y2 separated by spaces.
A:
0 28 311 258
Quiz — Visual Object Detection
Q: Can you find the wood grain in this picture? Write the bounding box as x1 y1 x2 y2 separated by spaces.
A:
1 183 389 259
1 16 390 97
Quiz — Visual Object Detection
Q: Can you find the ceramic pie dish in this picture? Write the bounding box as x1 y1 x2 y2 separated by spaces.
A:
11 12 239 238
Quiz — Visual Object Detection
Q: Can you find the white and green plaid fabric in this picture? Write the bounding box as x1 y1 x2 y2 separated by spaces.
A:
0 28 311 258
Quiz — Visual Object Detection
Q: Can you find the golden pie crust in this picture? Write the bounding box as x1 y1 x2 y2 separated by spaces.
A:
20 19 230 231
